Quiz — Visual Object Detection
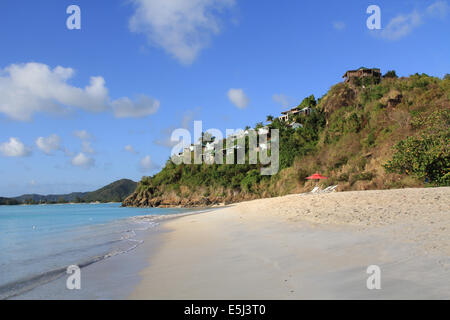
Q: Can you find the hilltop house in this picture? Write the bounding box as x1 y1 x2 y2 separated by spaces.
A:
279 107 299 122
278 106 311 124
343 67 381 83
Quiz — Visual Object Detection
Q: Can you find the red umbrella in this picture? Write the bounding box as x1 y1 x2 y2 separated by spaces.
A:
306 173 328 188
306 173 328 180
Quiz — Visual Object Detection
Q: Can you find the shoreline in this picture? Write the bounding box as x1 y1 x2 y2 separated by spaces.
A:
130 187 450 299
0 202 122 207
8 207 216 300
9 187 449 299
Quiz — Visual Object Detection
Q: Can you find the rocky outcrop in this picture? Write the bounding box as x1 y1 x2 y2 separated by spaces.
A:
121 189 260 208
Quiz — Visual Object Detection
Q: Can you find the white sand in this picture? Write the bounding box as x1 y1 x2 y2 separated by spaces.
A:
130 187 450 299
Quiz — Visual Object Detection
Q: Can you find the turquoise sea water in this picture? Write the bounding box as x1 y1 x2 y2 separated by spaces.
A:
0 203 190 299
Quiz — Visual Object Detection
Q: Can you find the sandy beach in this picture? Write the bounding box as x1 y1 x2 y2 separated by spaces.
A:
130 187 450 300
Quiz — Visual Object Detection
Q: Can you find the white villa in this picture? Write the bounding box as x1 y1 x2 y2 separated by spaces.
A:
278 106 312 122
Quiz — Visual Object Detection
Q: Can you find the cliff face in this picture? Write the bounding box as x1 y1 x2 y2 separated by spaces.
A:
123 73 450 208
122 189 260 208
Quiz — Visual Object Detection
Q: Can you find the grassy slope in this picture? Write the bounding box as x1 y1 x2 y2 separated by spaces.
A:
124 73 450 207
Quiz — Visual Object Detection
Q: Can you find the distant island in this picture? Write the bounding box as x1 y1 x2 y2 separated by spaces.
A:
0 179 137 205
123 69 450 208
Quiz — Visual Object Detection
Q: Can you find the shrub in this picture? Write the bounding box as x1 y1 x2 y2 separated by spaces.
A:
333 156 348 169
364 131 376 148
350 172 374 184
241 170 261 192
360 84 389 104
384 132 449 186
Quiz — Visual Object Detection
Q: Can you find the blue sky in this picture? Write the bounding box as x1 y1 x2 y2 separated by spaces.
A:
0 0 449 197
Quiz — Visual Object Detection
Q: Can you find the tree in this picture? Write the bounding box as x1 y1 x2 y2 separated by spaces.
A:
199 132 215 145
57 196 67 204
266 115 274 122
298 95 317 109
444 74 450 80
24 198 35 205
383 70 398 78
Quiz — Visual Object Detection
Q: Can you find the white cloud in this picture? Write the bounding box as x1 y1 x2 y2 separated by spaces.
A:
0 63 109 121
427 0 449 19
0 137 31 157
272 93 293 108
63 147 74 157
112 95 160 118
71 152 95 169
124 145 138 154
0 62 160 121
36 134 61 155
227 88 249 109
378 1 448 41
154 126 180 148
74 130 92 140
129 0 236 64
81 141 95 154
332 21 346 31
380 11 422 40
73 130 95 154
181 107 201 129
139 155 156 172
154 107 201 147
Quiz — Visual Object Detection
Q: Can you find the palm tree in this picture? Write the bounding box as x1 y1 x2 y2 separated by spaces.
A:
198 132 215 146
255 122 264 130
266 115 274 122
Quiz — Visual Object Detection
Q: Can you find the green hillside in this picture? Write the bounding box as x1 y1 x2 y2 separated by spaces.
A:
5 179 137 205
13 192 88 204
83 179 138 203
124 71 449 208
0 197 19 205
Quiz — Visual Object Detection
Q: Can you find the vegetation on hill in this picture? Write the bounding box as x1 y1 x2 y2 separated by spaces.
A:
82 179 137 203
0 197 19 205
123 72 450 207
14 192 88 205
5 179 137 205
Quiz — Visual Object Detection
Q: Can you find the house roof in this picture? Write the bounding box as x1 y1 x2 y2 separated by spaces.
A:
281 107 301 115
343 67 381 78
